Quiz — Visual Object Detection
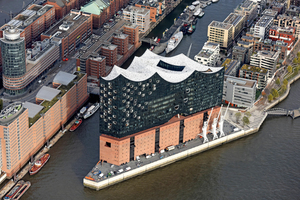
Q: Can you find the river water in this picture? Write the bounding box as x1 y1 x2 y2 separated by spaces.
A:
3 0 300 199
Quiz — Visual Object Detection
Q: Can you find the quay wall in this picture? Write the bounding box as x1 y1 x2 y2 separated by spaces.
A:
83 113 268 191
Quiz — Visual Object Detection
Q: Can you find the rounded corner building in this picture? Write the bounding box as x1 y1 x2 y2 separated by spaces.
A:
99 50 224 165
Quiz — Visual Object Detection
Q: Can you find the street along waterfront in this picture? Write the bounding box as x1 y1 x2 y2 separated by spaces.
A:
8 0 300 200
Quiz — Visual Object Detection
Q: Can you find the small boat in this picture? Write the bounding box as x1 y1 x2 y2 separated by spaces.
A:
194 8 201 16
212 0 218 2
156 38 161 43
69 119 82 131
189 5 195 11
83 103 100 119
165 31 183 54
10 181 31 200
192 0 200 5
207 1 212 5
29 154 50 175
199 11 205 18
187 25 196 34
153 37 158 42
149 46 155 51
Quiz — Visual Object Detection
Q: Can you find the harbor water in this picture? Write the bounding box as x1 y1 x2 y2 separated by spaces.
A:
2 0 300 199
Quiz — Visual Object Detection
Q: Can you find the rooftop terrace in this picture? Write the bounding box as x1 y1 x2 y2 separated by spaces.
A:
209 21 232 30
241 64 268 73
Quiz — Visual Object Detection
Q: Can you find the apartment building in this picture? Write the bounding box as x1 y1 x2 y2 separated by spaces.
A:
41 10 92 59
222 58 241 76
223 13 245 40
253 15 274 39
232 46 249 64
234 0 258 27
0 72 88 178
208 21 233 49
273 14 300 37
269 26 296 49
239 64 269 89
123 6 150 33
250 50 279 78
135 0 165 22
223 75 256 108
194 42 220 67
253 38 288 61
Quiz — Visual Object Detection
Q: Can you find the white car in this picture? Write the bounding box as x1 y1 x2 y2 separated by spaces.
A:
125 167 131 171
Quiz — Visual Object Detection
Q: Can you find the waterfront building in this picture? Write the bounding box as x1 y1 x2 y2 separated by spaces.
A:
273 14 300 38
250 50 279 78
223 75 256 108
123 6 150 33
76 20 141 85
221 58 241 76
253 15 274 39
232 46 249 64
262 9 278 18
223 13 245 40
239 64 269 89
41 10 92 59
234 0 258 27
0 71 88 178
135 0 165 22
269 26 296 49
194 42 220 67
99 50 224 165
0 28 60 96
207 21 233 50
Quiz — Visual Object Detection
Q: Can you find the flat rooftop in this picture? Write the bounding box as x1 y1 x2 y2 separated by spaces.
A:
241 64 268 74
225 75 256 88
209 21 232 30
270 26 295 34
123 5 150 15
237 40 251 46
233 45 247 52
23 102 44 118
203 42 219 50
43 10 90 39
222 59 240 75
53 71 77 86
223 13 244 26
241 35 254 41
253 50 278 59
255 15 273 27
196 49 214 58
262 9 278 17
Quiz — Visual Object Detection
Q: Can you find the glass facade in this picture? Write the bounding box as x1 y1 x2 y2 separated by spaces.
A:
1 38 26 78
99 67 225 138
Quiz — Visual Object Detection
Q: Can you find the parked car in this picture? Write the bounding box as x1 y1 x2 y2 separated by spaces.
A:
63 58 69 61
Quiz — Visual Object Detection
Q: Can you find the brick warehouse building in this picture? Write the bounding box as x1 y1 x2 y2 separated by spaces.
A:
99 50 224 165
0 71 88 178
44 0 87 19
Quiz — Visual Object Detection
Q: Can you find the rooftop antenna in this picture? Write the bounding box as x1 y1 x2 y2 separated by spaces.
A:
219 103 230 137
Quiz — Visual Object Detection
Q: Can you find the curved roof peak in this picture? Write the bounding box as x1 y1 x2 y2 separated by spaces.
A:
102 49 223 83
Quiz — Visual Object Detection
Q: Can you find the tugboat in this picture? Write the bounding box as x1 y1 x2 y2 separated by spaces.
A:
29 154 50 175
69 119 83 131
187 25 196 34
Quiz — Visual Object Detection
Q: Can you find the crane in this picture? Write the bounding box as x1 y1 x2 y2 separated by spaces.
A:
200 107 213 144
219 103 230 137
212 104 223 140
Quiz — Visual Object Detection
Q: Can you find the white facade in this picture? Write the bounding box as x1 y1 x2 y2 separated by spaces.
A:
250 50 279 78
253 15 273 39
223 75 256 108
194 42 220 67
123 6 150 33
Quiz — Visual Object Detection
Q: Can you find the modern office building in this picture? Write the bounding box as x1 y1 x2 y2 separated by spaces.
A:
234 0 258 27
223 75 256 108
99 50 224 165
262 9 278 18
1 27 60 95
253 15 274 39
41 10 92 59
207 21 233 50
221 58 241 76
223 13 245 40
135 0 165 22
76 20 141 84
239 64 269 89
194 42 220 67
0 71 88 178
250 50 279 78
123 6 150 33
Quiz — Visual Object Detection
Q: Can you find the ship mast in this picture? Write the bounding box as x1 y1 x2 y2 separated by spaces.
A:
219 103 230 137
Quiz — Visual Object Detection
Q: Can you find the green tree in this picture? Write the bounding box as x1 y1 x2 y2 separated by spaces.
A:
271 88 279 99
297 52 300 58
268 94 273 102
235 112 242 123
283 79 288 86
295 67 299 74
242 116 250 126
0 99 2 111
245 111 251 118
281 84 287 92
275 77 281 85
293 58 298 64
287 65 293 73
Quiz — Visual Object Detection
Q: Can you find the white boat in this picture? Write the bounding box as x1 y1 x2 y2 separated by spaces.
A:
77 106 87 117
194 8 201 16
83 103 100 119
207 1 212 5
192 1 200 5
212 0 218 2
165 31 183 54
199 11 205 18
189 5 195 11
